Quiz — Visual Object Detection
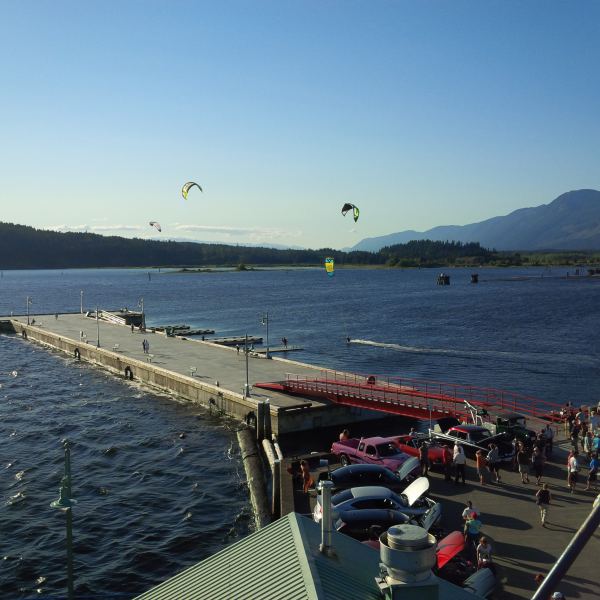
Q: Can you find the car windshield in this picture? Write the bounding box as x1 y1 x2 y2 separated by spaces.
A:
470 430 492 443
377 443 402 457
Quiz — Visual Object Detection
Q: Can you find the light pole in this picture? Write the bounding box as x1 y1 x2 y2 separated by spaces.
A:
50 440 76 600
80 291 84 314
96 307 100 348
260 313 270 359
26 296 32 325
138 297 145 330
244 332 251 398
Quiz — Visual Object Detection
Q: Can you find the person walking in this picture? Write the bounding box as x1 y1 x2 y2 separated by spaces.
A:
476 536 493 570
453 443 466 484
442 444 453 481
145 339 150 355
535 483 551 526
419 441 429 476
464 513 483 550
236 344 240 354
131 323 134 333
532 446 545 486
487 443 501 483
544 424 554 456
517 442 530 483
567 450 580 493
475 449 488 485
300 460 314 494
585 452 599 491
462 500 479 523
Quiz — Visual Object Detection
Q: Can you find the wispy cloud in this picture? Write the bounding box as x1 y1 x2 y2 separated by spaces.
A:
44 223 303 243
172 223 303 240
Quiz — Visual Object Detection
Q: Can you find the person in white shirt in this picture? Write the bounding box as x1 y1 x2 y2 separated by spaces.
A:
568 451 580 493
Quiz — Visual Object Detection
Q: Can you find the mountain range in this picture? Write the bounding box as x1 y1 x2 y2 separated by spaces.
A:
352 189 600 252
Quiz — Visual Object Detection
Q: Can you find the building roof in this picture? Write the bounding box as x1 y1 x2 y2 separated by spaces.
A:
134 512 484 600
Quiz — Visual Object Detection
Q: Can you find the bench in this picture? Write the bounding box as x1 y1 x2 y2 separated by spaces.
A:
112 344 120 352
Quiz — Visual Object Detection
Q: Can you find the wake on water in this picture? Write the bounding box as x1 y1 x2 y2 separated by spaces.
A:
350 339 599 367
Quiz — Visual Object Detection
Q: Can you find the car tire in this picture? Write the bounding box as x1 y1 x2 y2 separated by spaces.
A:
340 454 350 466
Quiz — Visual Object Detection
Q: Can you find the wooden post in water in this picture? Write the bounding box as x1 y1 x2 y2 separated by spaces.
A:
272 459 281 519
256 400 265 441
263 398 272 441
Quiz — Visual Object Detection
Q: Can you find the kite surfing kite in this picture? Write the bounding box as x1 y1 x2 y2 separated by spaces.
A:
149 221 162 232
182 181 203 200
341 203 360 223
325 257 335 277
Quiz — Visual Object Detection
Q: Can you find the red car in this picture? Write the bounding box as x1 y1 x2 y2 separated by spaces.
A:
392 434 446 467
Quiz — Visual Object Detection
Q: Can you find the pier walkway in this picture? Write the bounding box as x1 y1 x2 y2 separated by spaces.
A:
5 313 379 436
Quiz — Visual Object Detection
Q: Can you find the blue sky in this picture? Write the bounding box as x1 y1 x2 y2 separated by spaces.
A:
1 1 599 249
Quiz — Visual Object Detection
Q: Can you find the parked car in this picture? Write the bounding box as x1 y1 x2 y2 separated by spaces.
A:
432 424 514 461
336 509 410 541
313 478 441 531
317 461 419 494
481 412 537 447
330 436 415 473
392 434 446 467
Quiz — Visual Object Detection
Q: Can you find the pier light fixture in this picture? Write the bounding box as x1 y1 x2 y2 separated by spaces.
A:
80 290 84 314
96 307 100 348
26 296 32 325
244 332 251 398
260 313 270 359
50 440 76 600
138 297 145 330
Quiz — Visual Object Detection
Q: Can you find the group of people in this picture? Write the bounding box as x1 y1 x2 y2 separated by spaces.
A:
561 404 600 493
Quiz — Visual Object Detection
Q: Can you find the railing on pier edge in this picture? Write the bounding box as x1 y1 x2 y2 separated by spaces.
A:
282 371 565 423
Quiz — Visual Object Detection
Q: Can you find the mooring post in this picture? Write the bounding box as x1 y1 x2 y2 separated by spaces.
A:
256 400 265 441
263 398 272 440
272 458 281 519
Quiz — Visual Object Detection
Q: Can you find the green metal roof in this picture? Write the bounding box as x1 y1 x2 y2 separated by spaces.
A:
134 513 484 600
134 512 381 600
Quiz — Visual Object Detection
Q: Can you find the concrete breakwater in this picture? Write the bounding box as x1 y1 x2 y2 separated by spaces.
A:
1 313 370 437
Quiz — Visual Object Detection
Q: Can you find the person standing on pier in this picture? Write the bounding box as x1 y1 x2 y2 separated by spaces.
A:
585 453 599 491
535 483 551 526
418 441 429 476
453 443 466 484
487 444 501 483
543 424 554 456
131 323 135 333
532 445 545 486
475 449 487 485
517 442 530 484
442 445 453 481
567 450 580 493
142 339 147 354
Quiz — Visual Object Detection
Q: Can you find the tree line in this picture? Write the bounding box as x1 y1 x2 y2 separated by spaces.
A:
0 222 578 269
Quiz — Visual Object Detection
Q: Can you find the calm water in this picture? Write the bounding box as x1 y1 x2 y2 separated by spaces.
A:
1 266 599 597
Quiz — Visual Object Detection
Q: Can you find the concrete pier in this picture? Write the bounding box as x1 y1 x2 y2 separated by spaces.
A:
3 313 381 438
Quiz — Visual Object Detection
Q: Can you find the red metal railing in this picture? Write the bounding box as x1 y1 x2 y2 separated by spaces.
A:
281 372 564 422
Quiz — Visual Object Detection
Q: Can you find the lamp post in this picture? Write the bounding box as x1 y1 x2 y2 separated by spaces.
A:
243 333 251 398
80 291 84 314
50 440 76 600
260 313 270 359
96 306 100 348
138 297 145 330
26 296 32 325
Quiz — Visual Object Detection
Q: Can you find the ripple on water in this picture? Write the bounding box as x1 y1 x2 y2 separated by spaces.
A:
0 335 250 599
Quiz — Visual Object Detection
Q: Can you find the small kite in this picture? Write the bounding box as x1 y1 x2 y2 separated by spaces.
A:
341 203 360 223
149 221 162 232
182 181 203 200
325 257 335 277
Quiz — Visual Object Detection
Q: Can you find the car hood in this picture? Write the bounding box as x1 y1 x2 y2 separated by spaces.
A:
402 476 429 506
436 531 465 569
397 456 420 481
